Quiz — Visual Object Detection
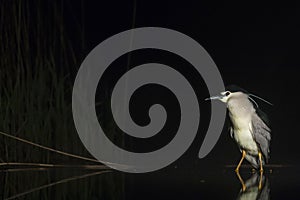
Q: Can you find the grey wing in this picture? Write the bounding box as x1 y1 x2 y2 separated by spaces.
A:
250 113 271 162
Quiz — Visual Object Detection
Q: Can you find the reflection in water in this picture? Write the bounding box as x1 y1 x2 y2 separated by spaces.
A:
5 170 111 200
236 172 270 200
0 168 120 200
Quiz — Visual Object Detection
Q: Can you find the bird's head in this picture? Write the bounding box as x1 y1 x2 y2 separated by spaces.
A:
205 90 245 104
205 85 273 107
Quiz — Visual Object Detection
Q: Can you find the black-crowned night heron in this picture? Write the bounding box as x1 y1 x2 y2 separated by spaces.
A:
206 86 272 172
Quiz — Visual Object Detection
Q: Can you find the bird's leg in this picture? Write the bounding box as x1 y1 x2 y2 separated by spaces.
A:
258 152 263 172
235 171 246 191
258 170 263 190
235 150 246 172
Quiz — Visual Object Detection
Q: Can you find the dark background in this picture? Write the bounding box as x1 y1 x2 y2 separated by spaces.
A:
1 1 300 199
79 0 300 166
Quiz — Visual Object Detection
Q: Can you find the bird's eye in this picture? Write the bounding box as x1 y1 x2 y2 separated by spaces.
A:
225 92 230 96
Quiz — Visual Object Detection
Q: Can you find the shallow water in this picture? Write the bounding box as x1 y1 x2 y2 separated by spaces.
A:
1 165 299 199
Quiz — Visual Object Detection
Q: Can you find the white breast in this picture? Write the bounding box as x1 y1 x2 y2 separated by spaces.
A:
234 128 258 155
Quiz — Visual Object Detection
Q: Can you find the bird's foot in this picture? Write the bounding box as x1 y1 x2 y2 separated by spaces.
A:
259 166 264 173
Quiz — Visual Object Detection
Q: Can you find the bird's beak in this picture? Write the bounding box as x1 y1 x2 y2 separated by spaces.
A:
205 95 224 101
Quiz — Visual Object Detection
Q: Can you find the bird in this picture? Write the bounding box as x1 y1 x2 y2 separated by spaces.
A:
206 85 272 172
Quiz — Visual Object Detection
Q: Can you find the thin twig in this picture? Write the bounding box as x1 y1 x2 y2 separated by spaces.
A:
1 167 49 172
225 164 293 168
4 170 111 200
0 131 100 163
0 162 109 169
0 131 132 169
